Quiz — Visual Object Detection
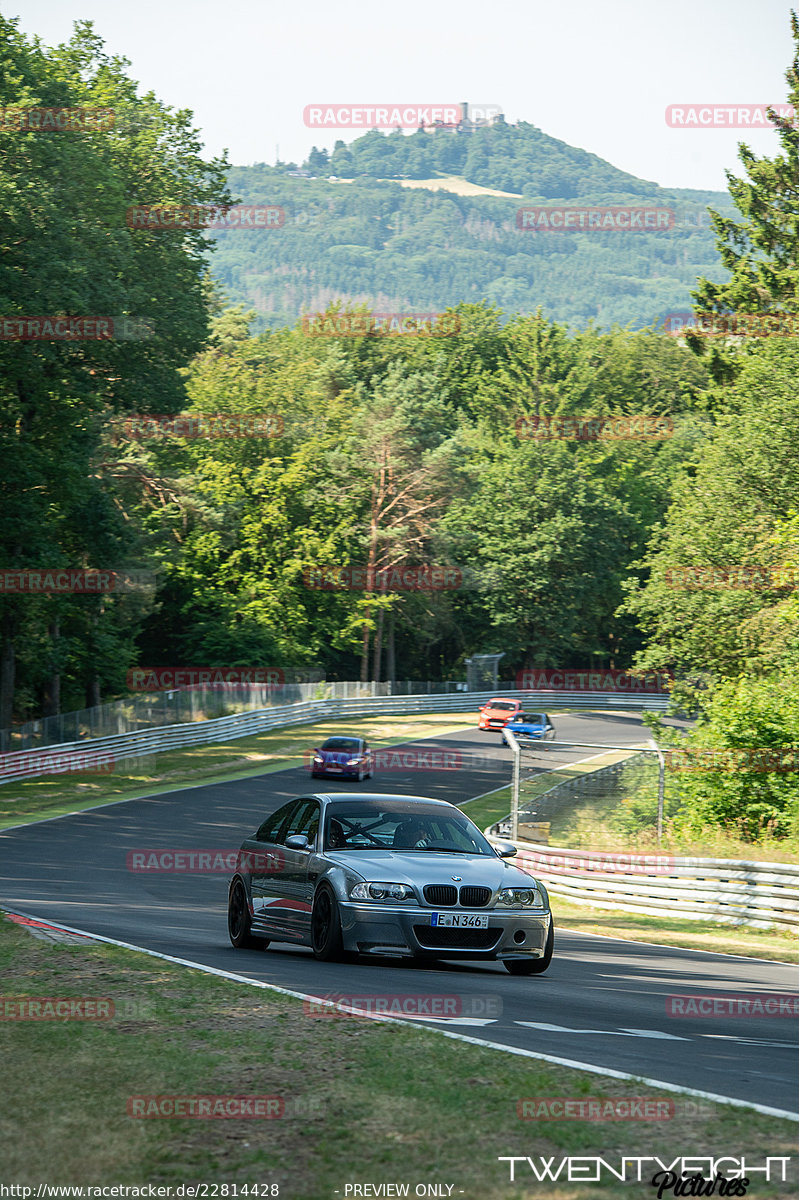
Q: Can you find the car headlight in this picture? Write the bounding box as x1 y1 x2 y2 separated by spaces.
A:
498 887 542 907
346 757 361 765
350 882 415 901
313 755 324 764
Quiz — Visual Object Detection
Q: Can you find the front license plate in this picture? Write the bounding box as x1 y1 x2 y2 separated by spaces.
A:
327 766 342 771
431 913 489 928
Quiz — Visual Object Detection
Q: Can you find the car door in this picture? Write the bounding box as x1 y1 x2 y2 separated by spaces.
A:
248 798 302 937
277 798 322 941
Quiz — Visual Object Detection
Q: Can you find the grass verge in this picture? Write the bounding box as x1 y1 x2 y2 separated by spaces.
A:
1 915 796 1199
551 895 799 963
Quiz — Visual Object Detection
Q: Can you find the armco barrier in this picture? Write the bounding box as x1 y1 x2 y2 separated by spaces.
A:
486 832 799 930
0 689 668 785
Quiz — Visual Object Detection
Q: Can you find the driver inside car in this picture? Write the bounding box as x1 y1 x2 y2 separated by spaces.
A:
393 819 430 849
326 818 347 850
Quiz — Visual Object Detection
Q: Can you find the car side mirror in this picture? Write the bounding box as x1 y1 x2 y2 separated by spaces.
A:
494 840 517 857
285 834 311 851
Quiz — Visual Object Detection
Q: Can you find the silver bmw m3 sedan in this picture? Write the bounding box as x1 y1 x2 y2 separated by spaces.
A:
227 793 553 975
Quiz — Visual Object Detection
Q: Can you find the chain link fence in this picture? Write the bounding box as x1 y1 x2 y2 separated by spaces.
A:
1 679 474 753
500 734 665 843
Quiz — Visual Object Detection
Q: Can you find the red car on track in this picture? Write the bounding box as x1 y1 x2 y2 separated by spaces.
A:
477 698 523 730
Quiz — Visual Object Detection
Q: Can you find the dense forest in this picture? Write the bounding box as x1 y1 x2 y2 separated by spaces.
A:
211 150 733 333
4 13 799 842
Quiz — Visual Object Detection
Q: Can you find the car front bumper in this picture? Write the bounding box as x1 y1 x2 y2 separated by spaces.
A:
338 900 551 959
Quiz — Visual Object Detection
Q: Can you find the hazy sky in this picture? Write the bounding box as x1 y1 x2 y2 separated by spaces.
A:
8 0 797 192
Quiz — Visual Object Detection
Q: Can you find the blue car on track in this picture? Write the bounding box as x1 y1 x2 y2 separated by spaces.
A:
501 712 555 746
310 736 374 781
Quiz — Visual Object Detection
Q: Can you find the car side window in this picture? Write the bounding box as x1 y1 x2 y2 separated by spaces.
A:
256 799 301 844
286 800 321 846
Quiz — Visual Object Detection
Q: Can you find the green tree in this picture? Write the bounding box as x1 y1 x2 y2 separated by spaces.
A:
0 16 231 721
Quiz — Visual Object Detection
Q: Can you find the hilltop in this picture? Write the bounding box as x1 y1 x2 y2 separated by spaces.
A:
209 119 733 331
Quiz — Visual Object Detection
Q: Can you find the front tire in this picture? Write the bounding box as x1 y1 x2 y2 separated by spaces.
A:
228 879 267 950
503 921 553 975
311 885 346 961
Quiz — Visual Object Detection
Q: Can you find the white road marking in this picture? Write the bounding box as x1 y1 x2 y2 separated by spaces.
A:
515 1020 688 1040
398 1016 498 1026
701 1034 799 1050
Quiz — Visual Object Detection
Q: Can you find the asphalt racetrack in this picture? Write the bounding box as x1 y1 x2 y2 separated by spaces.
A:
2 711 798 1116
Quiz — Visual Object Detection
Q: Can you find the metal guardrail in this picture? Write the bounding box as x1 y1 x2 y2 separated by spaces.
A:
0 689 669 785
486 830 799 930
1 681 671 753
3 679 476 753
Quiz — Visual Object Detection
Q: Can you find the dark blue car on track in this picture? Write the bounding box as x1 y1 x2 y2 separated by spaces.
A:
310 736 374 781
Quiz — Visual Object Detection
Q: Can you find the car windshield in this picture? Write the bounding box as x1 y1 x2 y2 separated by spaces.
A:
490 701 517 711
323 801 495 855
321 738 361 751
513 713 545 723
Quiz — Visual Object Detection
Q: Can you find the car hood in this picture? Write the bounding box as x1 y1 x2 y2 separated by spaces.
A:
324 851 541 889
